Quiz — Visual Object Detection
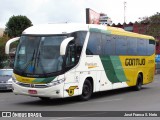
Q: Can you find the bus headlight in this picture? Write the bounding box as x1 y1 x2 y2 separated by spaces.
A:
47 78 65 86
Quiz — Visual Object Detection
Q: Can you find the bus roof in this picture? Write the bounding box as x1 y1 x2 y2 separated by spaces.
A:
107 26 155 40
22 23 154 40
22 23 89 35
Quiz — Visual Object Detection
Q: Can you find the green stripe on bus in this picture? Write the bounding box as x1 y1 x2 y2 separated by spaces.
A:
89 28 111 34
100 56 127 83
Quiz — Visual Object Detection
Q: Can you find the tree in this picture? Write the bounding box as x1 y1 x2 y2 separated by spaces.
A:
0 35 9 68
5 15 32 37
139 12 160 40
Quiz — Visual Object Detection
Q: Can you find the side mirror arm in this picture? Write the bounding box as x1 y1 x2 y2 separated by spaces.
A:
60 37 74 56
5 37 20 54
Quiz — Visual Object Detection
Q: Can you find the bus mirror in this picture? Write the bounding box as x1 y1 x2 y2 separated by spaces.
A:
60 37 74 55
5 37 20 54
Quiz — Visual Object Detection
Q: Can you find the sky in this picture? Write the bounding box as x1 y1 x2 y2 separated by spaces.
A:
0 0 160 28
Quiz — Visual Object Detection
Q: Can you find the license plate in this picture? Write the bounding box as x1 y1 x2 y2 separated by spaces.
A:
0 87 7 90
28 90 37 94
0 85 7 90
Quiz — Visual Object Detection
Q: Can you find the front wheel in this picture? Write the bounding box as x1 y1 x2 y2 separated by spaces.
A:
79 79 93 101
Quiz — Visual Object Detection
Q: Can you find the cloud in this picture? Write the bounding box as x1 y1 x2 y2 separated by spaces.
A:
0 0 159 28
0 0 30 27
0 0 87 27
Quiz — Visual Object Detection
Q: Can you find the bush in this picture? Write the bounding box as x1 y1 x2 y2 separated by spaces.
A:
0 35 10 68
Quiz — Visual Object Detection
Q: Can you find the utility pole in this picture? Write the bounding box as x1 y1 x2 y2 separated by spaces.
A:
124 1 127 23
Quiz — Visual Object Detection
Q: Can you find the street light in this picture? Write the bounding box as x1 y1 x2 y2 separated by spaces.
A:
124 1 127 23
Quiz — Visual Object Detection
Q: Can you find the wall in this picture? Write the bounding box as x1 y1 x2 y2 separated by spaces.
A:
0 28 4 37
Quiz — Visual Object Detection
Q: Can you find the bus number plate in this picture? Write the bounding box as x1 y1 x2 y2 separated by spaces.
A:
28 90 37 94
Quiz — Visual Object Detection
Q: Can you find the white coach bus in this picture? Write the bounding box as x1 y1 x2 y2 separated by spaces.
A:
5 24 155 101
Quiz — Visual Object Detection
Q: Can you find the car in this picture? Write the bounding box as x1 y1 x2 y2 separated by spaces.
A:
0 69 13 91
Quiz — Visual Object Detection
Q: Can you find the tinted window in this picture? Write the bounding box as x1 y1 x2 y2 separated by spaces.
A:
102 34 115 55
115 36 128 55
66 42 76 67
86 32 101 55
86 32 154 56
75 31 87 47
70 31 87 62
137 39 147 55
74 31 87 59
128 37 137 55
147 40 155 55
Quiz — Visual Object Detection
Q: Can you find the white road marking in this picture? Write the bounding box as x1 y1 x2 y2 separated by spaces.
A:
48 98 123 120
76 98 123 105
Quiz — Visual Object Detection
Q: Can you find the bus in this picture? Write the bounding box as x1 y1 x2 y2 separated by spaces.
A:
5 24 155 101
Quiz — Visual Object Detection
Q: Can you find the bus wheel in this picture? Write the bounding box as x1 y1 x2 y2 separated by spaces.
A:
134 74 143 91
79 79 93 101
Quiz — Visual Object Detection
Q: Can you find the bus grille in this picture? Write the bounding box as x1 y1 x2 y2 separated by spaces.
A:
18 83 48 88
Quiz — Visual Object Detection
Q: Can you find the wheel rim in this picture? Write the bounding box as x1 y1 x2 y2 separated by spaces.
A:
82 84 90 97
138 80 142 89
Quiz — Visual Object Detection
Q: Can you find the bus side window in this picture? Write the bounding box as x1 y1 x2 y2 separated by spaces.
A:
137 39 147 55
86 32 101 55
65 42 76 67
86 49 93 55
147 40 155 55
76 46 82 60
101 34 115 55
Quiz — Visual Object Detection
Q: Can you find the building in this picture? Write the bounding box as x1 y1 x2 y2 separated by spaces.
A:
86 8 112 25
0 28 4 37
99 13 112 25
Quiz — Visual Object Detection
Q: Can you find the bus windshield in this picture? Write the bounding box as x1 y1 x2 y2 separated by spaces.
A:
14 35 67 76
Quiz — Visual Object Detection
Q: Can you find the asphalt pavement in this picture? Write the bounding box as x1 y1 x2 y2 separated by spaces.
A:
0 74 160 120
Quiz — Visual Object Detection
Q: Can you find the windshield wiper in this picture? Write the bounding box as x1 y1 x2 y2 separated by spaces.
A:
22 49 35 74
35 40 47 76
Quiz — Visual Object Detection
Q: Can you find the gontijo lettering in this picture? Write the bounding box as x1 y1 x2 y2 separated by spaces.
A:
125 58 145 66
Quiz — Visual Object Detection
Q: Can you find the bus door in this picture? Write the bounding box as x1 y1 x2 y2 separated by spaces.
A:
64 42 79 97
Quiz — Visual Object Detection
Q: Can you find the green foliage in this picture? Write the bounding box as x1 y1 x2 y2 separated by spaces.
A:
0 35 19 68
5 15 32 37
140 12 160 39
0 35 9 68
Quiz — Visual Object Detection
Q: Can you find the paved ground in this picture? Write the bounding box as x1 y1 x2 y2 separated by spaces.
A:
0 74 160 120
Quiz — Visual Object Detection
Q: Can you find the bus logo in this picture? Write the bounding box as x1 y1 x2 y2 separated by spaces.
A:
85 62 98 69
125 58 145 66
66 86 78 96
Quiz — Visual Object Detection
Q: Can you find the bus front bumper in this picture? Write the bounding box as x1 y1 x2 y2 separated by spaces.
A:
12 82 64 98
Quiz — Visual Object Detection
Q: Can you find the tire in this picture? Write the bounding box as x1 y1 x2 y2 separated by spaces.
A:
134 74 143 91
79 79 93 101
